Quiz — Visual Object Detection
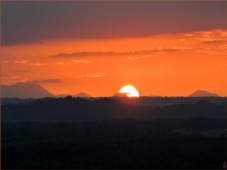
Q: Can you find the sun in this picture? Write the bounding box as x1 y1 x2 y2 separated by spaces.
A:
119 85 140 97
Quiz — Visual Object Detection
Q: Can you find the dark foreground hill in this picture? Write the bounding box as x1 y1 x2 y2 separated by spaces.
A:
2 97 226 122
2 119 225 169
2 97 226 169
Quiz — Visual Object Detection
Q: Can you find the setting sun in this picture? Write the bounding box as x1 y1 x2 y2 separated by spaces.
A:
2 1 226 169
119 85 140 97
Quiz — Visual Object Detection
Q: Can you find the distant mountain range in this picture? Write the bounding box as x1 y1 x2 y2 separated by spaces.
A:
1 83 54 98
0 83 221 98
56 92 90 98
1 83 90 98
189 90 219 97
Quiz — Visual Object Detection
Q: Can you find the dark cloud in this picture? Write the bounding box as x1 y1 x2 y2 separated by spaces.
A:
2 1 227 45
50 48 184 58
202 40 225 44
28 79 62 84
50 51 154 57
51 52 127 57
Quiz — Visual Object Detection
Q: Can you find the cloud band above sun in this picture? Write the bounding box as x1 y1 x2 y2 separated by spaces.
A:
2 1 227 45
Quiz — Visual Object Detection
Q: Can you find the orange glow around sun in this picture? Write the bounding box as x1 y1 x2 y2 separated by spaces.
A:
1 29 227 97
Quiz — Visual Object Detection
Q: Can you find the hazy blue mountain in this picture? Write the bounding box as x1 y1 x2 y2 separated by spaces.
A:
1 83 54 98
189 90 219 97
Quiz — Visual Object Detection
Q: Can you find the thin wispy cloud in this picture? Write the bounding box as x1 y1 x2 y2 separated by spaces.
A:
13 60 46 66
77 73 107 78
14 60 29 64
196 49 225 55
184 33 193 37
195 30 227 44
56 62 71 65
202 40 225 44
50 48 188 59
73 60 93 64
171 46 192 50
178 39 186 42
141 54 157 58
128 57 140 60
202 31 212 38
50 52 126 58
158 48 188 53
29 62 46 66
217 44 227 50
221 31 227 37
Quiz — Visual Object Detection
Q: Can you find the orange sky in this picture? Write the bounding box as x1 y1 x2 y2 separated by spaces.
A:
1 29 227 96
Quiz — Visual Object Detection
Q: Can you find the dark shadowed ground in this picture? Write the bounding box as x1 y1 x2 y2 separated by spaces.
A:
1 97 226 169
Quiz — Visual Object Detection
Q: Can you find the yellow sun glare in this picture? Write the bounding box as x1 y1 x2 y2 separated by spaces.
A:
119 85 140 97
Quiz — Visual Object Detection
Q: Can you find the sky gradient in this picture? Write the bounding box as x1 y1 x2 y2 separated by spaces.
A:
1 1 227 96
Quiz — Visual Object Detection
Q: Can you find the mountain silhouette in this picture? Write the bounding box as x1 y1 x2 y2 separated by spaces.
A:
1 83 54 98
2 97 226 122
189 90 219 97
56 92 90 98
74 92 90 98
